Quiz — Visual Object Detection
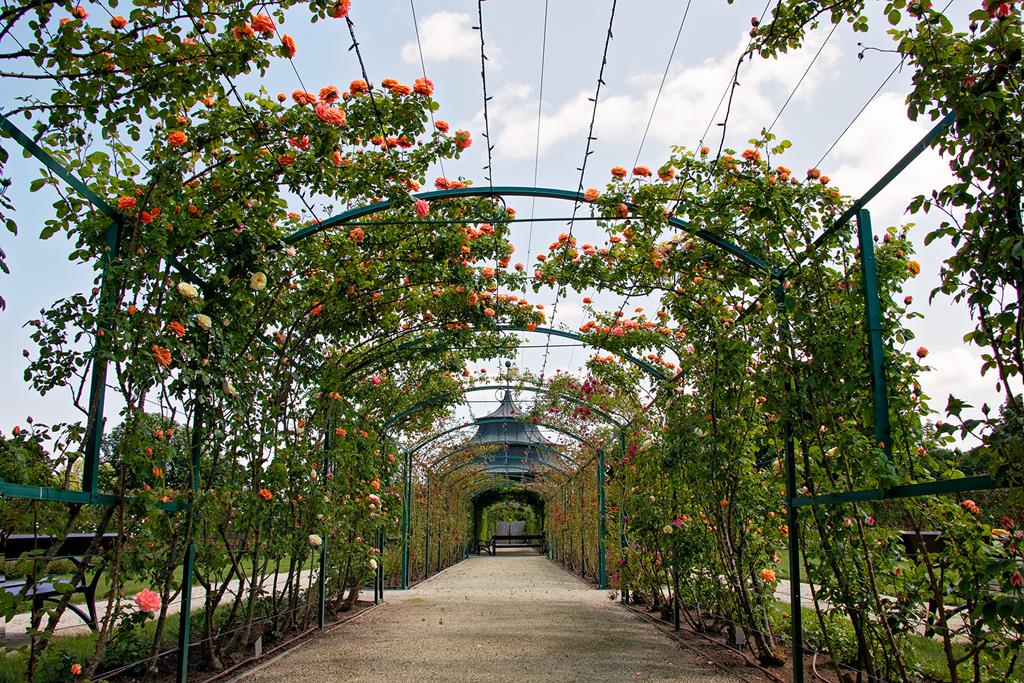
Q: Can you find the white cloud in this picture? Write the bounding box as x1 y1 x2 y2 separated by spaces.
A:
827 92 956 220
400 11 479 64
492 27 842 162
919 347 994 411
399 11 479 63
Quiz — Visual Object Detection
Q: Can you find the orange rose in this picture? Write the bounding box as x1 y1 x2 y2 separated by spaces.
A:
110 15 127 29
166 321 186 338
259 488 272 501
70 663 82 676
610 166 627 179
331 0 351 18
167 131 188 147
117 196 137 210
281 34 296 57
435 120 449 133
292 90 317 105
583 188 600 201
315 102 347 126
414 77 434 97
151 344 171 368
349 79 369 94
319 85 340 103
251 13 275 36
632 165 651 177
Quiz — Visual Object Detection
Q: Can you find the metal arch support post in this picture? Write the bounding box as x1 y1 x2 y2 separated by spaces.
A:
318 417 332 630
374 528 385 604
176 400 204 683
775 285 804 683
856 209 892 460
424 479 431 581
597 448 607 589
401 448 412 590
618 429 629 604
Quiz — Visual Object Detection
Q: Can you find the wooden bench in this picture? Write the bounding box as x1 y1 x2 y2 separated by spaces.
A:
2 533 118 631
489 534 546 554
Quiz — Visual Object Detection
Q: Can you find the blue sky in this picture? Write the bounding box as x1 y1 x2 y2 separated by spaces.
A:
0 0 1009 444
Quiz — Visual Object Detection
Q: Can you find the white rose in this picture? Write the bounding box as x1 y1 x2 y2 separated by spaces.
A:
308 534 322 548
177 281 199 299
222 378 238 397
368 558 378 570
194 314 212 330
250 272 267 291
285 247 297 257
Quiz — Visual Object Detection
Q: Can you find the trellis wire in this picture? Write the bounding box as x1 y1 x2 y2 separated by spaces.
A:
0 0 151 175
408 0 446 179
764 21 840 137
812 56 906 170
695 0 774 152
631 0 693 171
474 0 495 190
176 2 324 226
524 0 550 375
539 0 618 382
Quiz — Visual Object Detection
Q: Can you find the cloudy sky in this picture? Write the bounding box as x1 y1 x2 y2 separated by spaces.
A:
0 0 1010 446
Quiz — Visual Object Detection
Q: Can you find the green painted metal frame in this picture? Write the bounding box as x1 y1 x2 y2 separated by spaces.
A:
1 101 1011 683
391 325 668 381
596 448 607 589
382 384 628 433
429 442 576 478
411 418 596 464
282 186 774 274
857 209 892 458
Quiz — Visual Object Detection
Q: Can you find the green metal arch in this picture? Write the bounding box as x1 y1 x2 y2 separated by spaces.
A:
408 417 598 457
427 441 577 474
382 384 628 433
429 450 572 489
281 185 774 274
441 460 569 493
396 325 668 381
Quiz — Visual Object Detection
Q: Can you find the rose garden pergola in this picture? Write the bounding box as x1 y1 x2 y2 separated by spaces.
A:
0 2 1019 682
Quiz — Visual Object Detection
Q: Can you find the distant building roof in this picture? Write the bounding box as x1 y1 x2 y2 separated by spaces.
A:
468 390 558 480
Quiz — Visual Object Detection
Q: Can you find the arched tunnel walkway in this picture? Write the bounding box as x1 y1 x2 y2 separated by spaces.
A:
241 553 739 683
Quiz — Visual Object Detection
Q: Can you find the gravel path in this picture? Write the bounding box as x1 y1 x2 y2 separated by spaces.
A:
241 550 739 682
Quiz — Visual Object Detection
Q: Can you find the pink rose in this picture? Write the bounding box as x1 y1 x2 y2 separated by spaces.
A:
415 199 429 218
134 588 162 614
